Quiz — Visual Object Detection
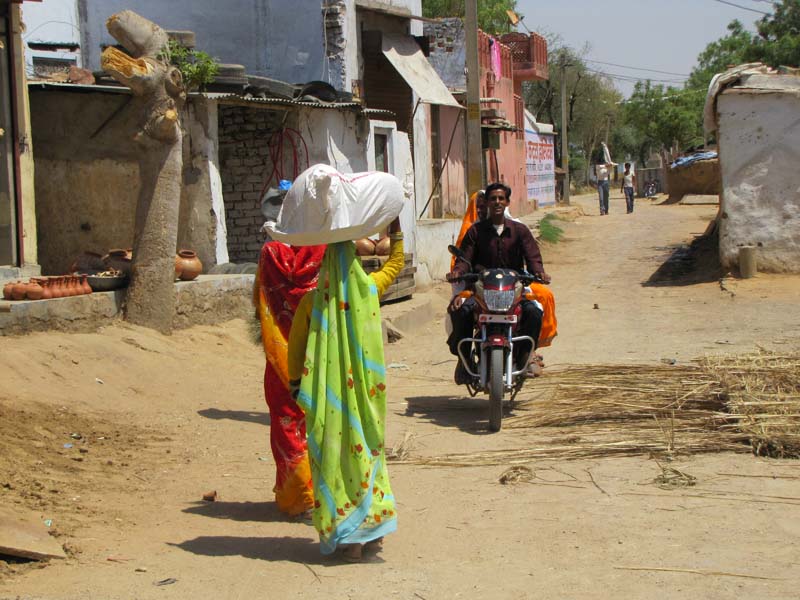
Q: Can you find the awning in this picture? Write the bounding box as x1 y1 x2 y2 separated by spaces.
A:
381 33 462 109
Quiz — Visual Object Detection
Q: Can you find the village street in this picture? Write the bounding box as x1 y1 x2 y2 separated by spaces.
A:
2 191 800 599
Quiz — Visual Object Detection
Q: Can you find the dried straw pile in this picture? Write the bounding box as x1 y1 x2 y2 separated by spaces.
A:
391 351 800 467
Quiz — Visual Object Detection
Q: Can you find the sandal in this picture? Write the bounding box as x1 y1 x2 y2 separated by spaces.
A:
340 544 363 562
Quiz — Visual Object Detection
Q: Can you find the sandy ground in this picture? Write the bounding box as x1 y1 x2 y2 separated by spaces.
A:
1 191 800 599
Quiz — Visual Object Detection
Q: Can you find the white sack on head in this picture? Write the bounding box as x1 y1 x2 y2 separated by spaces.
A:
264 164 405 246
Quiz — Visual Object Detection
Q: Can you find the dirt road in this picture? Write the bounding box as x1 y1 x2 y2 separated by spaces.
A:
2 191 799 599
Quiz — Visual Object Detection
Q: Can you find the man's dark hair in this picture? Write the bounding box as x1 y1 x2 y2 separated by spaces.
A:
485 182 511 200
624 162 631 168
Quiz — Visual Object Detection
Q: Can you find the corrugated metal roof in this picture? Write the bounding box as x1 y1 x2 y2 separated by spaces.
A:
28 81 131 94
28 82 396 117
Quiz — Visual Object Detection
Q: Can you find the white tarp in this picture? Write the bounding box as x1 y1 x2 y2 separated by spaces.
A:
264 164 405 246
524 111 556 207
381 33 462 108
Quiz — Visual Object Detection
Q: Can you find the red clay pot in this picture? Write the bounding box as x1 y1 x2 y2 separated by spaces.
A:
355 238 376 256
375 236 391 256
2 281 14 300
26 280 44 301
11 282 27 300
39 278 53 300
175 250 202 281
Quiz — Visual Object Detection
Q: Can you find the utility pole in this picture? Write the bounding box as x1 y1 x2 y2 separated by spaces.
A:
465 0 483 195
559 60 570 205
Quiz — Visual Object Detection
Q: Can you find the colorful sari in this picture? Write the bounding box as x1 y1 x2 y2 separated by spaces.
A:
256 242 326 516
298 242 397 554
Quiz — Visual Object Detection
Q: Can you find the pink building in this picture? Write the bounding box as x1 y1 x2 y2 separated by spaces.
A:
423 20 548 219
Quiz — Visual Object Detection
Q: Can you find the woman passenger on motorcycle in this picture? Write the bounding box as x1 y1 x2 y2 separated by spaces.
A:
447 183 550 384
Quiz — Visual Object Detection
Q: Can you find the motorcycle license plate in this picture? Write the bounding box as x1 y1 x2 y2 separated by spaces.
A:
478 314 517 324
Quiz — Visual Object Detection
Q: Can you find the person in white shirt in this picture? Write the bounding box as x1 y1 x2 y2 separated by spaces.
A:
595 162 612 215
620 162 637 214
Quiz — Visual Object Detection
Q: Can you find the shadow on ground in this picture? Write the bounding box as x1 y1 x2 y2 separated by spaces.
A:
172 535 385 565
403 395 521 435
643 222 721 287
197 408 269 426
183 500 286 523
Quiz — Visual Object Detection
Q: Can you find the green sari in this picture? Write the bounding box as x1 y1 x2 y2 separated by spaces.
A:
297 242 397 554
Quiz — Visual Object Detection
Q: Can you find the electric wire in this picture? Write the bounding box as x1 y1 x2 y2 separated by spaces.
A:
585 59 689 77
706 0 771 15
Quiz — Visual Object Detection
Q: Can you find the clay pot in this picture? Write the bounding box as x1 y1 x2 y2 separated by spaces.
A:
39 278 53 300
104 249 132 276
52 277 65 298
355 238 376 256
3 281 14 300
175 250 202 281
68 276 80 296
375 236 391 256
11 282 27 300
81 275 92 295
26 279 44 301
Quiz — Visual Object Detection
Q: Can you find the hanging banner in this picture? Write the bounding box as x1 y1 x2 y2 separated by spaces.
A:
525 129 556 207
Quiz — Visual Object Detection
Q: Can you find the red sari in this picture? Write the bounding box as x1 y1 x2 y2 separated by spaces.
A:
256 242 325 515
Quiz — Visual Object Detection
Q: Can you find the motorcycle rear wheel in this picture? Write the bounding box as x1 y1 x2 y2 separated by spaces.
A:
488 347 504 432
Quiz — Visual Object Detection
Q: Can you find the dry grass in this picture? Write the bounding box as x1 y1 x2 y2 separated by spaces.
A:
392 351 800 467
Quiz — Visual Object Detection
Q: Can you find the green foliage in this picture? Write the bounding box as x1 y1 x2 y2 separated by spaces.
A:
746 0 800 67
161 40 220 91
687 20 752 91
422 0 519 34
537 214 564 244
524 42 622 185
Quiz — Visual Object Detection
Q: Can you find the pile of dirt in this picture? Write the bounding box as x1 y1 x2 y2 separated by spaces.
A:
0 400 171 565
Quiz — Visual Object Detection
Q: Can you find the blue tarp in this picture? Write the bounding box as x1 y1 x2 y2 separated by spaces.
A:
670 152 718 169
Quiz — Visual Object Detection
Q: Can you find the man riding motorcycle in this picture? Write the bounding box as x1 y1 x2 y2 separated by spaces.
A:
447 182 551 385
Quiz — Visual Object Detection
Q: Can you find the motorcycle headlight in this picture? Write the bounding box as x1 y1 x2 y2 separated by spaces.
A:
484 289 516 312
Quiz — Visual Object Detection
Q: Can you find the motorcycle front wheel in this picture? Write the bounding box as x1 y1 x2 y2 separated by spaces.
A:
488 346 505 432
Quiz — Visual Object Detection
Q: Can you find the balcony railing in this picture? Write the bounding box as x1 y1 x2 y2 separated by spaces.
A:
499 32 548 81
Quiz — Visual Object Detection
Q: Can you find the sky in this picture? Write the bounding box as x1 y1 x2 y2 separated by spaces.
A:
515 0 772 97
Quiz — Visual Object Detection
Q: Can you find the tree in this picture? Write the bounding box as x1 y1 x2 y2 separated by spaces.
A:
422 0 519 34
687 20 752 91
101 11 186 334
746 0 800 67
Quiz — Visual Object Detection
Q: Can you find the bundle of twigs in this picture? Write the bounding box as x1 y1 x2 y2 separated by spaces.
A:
390 351 800 466
703 352 800 458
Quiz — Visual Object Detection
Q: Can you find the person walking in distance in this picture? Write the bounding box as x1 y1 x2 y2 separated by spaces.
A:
596 161 612 215
621 162 636 214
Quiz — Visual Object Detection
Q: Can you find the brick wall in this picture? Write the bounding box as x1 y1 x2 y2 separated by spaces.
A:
218 106 284 263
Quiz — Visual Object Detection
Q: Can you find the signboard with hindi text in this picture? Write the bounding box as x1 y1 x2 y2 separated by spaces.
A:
525 129 556 207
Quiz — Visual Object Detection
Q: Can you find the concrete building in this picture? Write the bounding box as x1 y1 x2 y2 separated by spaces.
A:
713 72 800 273
1 0 38 279
21 0 82 76
423 19 549 219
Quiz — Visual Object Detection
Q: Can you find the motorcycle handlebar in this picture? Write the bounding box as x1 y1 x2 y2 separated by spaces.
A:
446 271 549 285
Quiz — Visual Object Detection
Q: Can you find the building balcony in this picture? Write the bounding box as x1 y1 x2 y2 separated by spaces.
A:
499 32 548 82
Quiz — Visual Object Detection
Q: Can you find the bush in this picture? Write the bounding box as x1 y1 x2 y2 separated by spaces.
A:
538 214 564 244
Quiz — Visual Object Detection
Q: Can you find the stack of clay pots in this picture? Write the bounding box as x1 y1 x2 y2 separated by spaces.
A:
2 276 92 301
174 249 203 281
355 236 391 257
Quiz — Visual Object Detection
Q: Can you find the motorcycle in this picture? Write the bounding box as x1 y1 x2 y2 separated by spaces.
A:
447 245 544 432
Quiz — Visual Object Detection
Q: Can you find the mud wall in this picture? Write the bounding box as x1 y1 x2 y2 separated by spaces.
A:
30 89 223 276
666 158 720 202
717 90 800 272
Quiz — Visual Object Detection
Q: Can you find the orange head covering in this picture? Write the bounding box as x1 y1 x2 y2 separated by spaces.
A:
451 191 483 270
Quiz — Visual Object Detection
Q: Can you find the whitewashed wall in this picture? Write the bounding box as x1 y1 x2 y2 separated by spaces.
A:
717 89 800 272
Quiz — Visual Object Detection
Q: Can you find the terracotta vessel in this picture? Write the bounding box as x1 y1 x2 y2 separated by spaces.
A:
68 276 81 296
175 250 202 281
375 236 391 256
11 282 27 300
104 248 133 276
81 275 92 295
355 238 376 256
39 278 53 300
48 278 60 299
2 281 14 300
26 280 44 301
64 276 77 297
